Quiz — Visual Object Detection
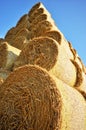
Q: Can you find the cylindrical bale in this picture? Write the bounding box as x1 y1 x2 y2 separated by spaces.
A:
0 65 62 130
14 37 77 87
55 76 86 130
28 2 52 22
16 14 28 27
42 30 62 45
5 27 16 44
12 36 27 50
28 3 74 60
0 65 86 130
28 13 56 31
0 42 21 70
27 20 57 40
75 72 86 100
68 41 86 73
14 28 29 38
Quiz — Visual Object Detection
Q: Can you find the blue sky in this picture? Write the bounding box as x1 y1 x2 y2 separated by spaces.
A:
0 0 86 65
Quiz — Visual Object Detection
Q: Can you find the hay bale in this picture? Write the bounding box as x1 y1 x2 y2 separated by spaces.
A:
0 42 21 70
28 2 51 21
14 28 29 38
16 14 28 27
29 13 56 30
0 65 85 130
68 41 85 70
12 36 27 50
27 20 57 40
42 30 62 44
14 37 77 87
5 27 16 44
0 65 62 130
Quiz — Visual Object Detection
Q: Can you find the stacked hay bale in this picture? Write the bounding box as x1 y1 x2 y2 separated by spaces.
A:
0 65 86 130
5 14 30 50
0 2 86 130
0 41 21 80
13 2 86 99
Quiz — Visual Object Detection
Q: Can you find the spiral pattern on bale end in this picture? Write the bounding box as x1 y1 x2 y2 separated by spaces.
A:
0 65 62 130
14 37 58 71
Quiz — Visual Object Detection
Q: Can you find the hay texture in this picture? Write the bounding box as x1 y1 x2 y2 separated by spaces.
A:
0 65 62 130
0 42 21 70
0 78 3 86
14 37 77 87
0 65 86 130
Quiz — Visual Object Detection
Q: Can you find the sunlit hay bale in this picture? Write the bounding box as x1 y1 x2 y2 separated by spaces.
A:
28 2 74 60
0 68 11 80
0 65 86 130
28 13 56 31
28 2 52 22
71 60 86 100
54 76 86 130
42 30 62 45
5 27 16 44
68 41 86 73
28 8 45 23
12 36 28 50
16 14 29 28
27 20 57 40
5 19 29 46
0 42 21 70
14 37 77 87
11 28 29 49
78 75 86 100
0 65 62 130
15 28 29 38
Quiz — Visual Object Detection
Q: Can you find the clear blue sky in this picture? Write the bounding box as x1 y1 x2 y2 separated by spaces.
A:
0 0 86 65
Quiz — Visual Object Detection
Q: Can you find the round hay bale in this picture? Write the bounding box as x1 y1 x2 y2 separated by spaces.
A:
28 2 51 22
16 14 28 27
5 27 16 44
27 20 57 40
14 37 76 87
0 65 86 130
29 13 55 31
43 30 62 44
0 42 21 70
0 65 62 130
14 28 29 38
12 36 27 50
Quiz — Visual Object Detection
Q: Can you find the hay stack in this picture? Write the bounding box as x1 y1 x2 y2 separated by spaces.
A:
0 65 86 130
14 37 76 87
0 42 21 70
27 2 74 61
